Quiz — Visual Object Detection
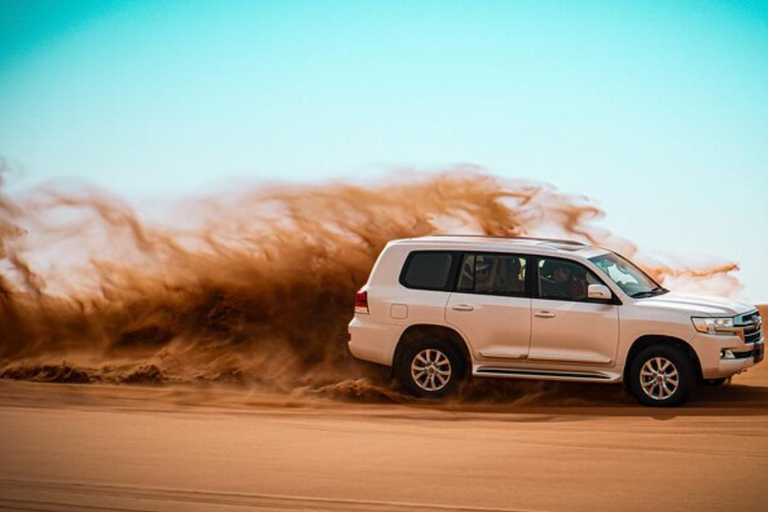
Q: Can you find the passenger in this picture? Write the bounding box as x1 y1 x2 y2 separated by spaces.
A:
494 257 524 294
474 258 494 292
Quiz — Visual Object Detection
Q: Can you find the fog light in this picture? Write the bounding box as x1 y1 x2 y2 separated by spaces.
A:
721 349 735 359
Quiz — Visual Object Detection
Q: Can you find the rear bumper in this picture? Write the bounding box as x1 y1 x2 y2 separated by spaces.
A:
347 315 401 367
693 331 764 379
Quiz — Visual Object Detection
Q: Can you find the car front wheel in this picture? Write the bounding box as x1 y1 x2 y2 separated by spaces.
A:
628 345 696 407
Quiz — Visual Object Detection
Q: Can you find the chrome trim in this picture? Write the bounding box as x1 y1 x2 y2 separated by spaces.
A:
479 350 527 359
474 366 615 382
527 353 613 365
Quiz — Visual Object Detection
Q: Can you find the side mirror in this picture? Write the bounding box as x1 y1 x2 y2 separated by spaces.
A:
588 284 612 301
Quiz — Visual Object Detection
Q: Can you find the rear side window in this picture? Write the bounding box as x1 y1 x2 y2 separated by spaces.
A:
400 252 455 291
456 253 527 297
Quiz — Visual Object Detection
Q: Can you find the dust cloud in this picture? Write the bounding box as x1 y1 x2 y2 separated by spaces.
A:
0 164 742 401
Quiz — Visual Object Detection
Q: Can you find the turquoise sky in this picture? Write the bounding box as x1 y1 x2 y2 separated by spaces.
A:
1 0 767 301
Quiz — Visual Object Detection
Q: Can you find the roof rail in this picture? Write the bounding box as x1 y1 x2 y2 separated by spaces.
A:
423 234 588 246
510 235 588 246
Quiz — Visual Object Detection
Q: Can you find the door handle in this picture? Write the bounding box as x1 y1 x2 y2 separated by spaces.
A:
534 311 555 318
452 304 474 312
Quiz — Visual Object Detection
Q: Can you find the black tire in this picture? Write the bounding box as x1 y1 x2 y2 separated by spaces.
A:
398 338 465 399
628 345 697 407
703 378 728 386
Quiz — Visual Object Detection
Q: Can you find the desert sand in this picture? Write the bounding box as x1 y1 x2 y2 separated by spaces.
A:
1 307 766 512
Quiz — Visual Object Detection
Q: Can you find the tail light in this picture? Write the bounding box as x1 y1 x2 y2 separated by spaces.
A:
355 290 369 314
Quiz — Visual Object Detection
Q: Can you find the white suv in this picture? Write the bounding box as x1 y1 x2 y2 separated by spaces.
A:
348 235 764 406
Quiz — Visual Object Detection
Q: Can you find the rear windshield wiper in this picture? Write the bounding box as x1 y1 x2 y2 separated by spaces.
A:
631 287 668 298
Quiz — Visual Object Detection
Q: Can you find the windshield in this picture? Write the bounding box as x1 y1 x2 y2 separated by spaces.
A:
588 252 666 298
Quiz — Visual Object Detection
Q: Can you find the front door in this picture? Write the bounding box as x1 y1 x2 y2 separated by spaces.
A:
529 257 619 365
445 253 532 361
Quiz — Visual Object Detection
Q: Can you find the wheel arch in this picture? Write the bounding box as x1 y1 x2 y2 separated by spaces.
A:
623 334 703 383
392 324 472 376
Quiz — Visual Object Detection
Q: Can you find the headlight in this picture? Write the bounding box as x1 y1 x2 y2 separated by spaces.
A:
691 317 736 335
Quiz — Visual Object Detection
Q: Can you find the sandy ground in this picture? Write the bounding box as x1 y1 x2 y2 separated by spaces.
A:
1 308 766 512
1 374 767 511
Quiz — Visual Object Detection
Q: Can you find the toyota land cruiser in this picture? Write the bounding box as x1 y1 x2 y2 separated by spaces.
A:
348 235 763 406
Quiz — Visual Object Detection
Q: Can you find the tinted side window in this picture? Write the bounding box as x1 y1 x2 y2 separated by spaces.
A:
537 257 603 302
401 252 455 291
457 253 527 297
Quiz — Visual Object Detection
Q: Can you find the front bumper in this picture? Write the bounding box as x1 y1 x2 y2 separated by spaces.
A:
693 331 764 379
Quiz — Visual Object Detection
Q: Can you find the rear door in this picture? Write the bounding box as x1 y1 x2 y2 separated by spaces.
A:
529 257 619 365
445 253 532 361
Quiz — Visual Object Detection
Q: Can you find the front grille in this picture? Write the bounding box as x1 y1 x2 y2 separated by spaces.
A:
737 311 763 344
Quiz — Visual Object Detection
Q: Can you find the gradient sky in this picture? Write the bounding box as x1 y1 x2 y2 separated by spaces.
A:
1 0 767 301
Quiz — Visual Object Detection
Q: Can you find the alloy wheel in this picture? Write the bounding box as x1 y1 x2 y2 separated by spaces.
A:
639 356 679 401
410 348 452 392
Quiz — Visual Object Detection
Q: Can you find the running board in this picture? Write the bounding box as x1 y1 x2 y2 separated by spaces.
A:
474 366 619 383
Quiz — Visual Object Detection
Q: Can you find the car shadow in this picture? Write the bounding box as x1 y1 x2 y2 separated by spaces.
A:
409 379 768 421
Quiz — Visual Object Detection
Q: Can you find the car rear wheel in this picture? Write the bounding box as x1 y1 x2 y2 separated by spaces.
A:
629 345 696 407
398 339 464 399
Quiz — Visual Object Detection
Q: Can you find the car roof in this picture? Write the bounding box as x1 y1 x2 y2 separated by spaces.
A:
392 234 609 258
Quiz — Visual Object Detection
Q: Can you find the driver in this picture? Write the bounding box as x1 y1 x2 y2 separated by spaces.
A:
569 265 588 300
542 262 574 299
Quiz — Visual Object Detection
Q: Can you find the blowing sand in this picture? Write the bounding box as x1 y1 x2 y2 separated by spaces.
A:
1 308 766 512
0 172 764 511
